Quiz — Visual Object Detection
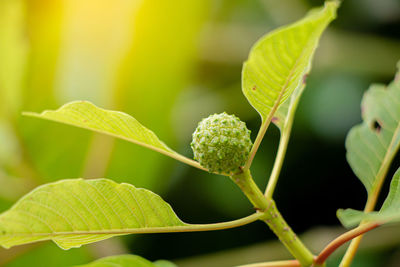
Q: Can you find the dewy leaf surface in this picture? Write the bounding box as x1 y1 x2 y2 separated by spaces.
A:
23 101 203 170
0 178 187 249
338 168 400 228
0 178 262 249
242 1 338 121
346 63 400 194
74 254 176 267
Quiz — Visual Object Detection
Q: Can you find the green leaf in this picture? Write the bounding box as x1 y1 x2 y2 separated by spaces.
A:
338 62 400 228
338 168 400 228
0 178 187 249
242 1 338 121
0 178 262 249
23 101 203 170
74 255 176 267
153 260 178 267
272 84 305 131
337 209 367 229
346 62 400 194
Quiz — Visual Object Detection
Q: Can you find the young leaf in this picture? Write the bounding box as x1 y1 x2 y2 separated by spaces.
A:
337 209 368 229
338 168 400 228
242 1 338 169
23 101 205 170
346 63 400 194
74 255 176 267
242 1 338 122
272 84 305 131
0 178 262 249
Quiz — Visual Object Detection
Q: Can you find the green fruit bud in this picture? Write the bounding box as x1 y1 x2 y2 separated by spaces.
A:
191 112 252 175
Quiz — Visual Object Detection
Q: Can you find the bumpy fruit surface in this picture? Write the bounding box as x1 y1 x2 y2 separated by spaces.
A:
191 112 252 175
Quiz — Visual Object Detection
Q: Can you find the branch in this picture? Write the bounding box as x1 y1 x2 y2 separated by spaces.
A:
315 222 380 265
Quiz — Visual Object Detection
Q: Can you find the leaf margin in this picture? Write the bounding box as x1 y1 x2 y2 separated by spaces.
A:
242 1 339 169
0 178 262 249
23 101 206 171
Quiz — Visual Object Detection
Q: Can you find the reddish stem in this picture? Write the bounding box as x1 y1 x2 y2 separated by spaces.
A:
238 259 301 267
314 222 380 265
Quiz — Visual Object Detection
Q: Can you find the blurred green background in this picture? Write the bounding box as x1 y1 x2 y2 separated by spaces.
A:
0 0 400 266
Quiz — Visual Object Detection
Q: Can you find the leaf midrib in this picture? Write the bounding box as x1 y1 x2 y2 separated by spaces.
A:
366 121 400 211
245 27 323 170
23 112 206 171
270 26 322 118
0 213 263 237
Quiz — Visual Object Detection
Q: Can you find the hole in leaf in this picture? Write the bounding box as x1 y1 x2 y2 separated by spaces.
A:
372 120 382 133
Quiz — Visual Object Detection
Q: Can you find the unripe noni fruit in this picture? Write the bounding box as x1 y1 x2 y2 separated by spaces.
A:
191 112 252 175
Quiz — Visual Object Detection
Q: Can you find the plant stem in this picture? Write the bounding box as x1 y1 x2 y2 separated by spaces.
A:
232 169 271 210
315 222 380 265
339 236 361 267
244 90 285 171
231 169 314 266
263 201 315 267
265 92 301 198
264 126 291 198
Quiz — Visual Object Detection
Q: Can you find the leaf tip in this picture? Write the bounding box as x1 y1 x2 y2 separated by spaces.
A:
320 0 340 21
336 208 352 228
325 0 341 10
336 208 344 217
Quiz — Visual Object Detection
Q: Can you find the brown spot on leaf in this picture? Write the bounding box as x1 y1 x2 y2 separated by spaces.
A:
372 120 382 133
252 86 257 91
302 74 309 84
272 117 279 122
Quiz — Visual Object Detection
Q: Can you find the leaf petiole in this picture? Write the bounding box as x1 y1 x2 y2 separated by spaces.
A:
265 90 302 198
243 90 285 171
316 222 380 266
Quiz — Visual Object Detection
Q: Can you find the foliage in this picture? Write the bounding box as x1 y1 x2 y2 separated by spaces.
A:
242 1 336 121
345 66 400 195
1 0 400 267
0 179 186 249
338 62 400 227
23 101 201 169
